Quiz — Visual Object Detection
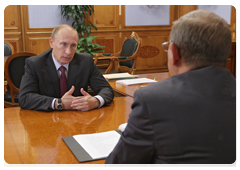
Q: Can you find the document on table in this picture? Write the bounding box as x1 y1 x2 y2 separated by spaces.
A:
103 72 139 81
116 78 157 85
62 131 121 162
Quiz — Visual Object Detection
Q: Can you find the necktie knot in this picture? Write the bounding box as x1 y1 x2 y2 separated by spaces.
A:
59 66 66 73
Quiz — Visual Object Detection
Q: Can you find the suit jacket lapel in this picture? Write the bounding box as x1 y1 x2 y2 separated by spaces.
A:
45 53 60 97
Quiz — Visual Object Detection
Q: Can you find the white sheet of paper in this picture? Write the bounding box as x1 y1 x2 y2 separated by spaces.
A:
116 78 157 85
103 73 139 80
73 131 120 159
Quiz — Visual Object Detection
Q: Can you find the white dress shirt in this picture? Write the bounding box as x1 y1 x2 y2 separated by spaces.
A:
51 54 104 110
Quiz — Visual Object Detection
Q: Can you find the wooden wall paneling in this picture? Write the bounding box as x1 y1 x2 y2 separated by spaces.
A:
4 5 24 52
231 6 236 27
22 5 53 55
91 32 120 54
131 31 170 74
230 6 236 42
177 5 198 18
26 34 51 55
4 5 22 32
92 5 119 31
172 5 179 22
91 5 120 71
228 7 236 77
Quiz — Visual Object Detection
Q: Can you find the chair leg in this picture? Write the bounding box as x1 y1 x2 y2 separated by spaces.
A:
104 59 114 74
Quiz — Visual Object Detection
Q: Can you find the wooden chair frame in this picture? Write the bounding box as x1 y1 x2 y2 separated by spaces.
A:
4 52 36 107
95 32 142 74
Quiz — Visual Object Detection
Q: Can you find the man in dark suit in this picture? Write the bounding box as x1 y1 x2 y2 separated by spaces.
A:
19 24 114 111
106 10 236 164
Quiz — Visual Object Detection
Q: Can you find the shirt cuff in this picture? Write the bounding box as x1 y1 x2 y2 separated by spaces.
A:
51 98 57 110
94 95 105 108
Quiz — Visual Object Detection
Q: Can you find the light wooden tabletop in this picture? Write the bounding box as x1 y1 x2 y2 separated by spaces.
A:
4 97 133 164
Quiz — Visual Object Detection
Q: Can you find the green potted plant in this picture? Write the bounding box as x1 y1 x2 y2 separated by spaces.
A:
60 5 105 55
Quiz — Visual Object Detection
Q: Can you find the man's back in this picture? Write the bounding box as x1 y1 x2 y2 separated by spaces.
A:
106 66 236 163
145 66 235 163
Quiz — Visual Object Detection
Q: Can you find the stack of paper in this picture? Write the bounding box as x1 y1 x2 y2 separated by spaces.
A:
103 73 139 81
63 130 121 162
116 78 157 85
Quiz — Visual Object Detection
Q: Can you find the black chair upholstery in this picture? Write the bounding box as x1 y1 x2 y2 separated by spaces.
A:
4 42 13 56
118 38 139 69
4 52 36 107
9 56 30 88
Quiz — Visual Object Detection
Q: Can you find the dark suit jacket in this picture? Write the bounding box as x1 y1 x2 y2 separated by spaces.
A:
106 66 236 164
19 48 114 111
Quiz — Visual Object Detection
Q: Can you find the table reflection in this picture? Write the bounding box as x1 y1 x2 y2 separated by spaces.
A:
5 97 133 164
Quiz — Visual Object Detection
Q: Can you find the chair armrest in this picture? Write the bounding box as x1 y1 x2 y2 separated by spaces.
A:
102 53 112 56
117 56 128 60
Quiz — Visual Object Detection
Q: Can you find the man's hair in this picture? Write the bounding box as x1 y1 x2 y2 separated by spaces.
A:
170 10 231 68
51 24 79 41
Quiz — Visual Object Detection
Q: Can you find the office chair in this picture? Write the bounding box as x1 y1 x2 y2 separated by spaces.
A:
4 52 36 107
95 32 142 74
4 41 14 56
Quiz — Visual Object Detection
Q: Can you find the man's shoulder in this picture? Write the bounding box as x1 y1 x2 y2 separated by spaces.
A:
26 48 52 63
73 52 93 63
137 76 179 96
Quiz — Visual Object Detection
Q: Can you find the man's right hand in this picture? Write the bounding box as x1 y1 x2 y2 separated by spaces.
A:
61 86 76 110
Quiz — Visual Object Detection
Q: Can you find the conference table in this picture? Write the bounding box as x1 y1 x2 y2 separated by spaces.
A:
4 72 169 164
4 97 133 164
108 72 169 97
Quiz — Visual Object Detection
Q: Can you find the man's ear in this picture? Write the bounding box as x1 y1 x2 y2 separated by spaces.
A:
49 37 53 48
169 43 181 65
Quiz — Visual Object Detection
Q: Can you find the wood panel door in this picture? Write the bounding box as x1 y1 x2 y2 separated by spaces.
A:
4 5 24 53
133 32 169 74
92 5 120 31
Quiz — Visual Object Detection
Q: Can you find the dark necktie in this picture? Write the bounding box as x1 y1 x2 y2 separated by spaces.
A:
59 66 68 97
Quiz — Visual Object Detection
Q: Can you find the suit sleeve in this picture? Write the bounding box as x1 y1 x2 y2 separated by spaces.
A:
19 59 54 111
89 57 114 105
105 89 155 163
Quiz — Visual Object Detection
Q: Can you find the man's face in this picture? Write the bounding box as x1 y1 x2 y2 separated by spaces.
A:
49 28 78 65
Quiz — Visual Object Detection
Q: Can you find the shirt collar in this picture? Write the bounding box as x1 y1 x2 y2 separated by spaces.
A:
52 54 69 71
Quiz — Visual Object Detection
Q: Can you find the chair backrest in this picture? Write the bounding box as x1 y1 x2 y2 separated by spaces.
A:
119 32 142 70
120 38 139 57
4 41 14 56
5 52 36 103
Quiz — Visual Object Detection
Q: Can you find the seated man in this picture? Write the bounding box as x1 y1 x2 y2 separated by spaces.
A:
19 24 114 111
106 10 236 164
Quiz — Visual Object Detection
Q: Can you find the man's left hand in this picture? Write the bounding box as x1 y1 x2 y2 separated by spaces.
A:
71 88 100 111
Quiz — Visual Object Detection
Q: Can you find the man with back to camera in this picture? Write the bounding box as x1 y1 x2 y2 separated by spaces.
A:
19 24 114 111
105 10 236 164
